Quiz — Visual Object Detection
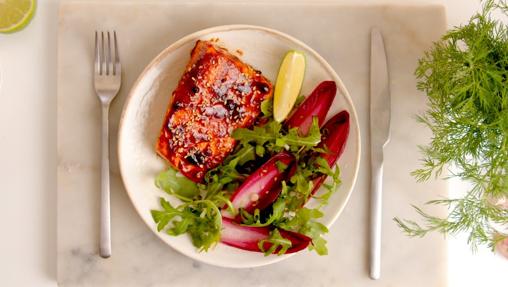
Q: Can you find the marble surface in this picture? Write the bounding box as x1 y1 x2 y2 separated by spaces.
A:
57 2 448 286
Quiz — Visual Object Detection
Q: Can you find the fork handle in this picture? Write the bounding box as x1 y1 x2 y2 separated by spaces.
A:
100 104 112 258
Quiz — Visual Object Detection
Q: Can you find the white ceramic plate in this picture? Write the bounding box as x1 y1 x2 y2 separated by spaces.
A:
118 25 361 268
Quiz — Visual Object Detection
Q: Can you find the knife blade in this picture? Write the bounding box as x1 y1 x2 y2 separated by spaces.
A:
369 27 391 280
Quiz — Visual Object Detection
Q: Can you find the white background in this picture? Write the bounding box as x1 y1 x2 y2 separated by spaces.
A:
0 0 505 286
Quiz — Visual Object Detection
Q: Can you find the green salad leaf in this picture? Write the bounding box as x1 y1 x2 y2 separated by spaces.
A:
312 157 342 206
151 198 222 251
232 117 321 153
283 157 341 210
155 168 199 201
240 182 288 227
258 229 292 256
279 207 329 255
226 144 256 168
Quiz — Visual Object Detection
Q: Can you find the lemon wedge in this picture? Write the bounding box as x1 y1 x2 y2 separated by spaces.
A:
273 50 306 122
0 0 36 34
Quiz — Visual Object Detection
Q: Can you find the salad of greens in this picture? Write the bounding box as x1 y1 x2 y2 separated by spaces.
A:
151 51 350 256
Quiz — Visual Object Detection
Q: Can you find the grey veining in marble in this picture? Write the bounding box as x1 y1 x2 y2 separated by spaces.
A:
58 2 448 286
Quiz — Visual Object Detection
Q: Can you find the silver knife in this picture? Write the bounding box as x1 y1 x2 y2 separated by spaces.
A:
369 27 391 280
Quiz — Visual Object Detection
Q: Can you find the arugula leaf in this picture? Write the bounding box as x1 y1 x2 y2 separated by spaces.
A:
151 197 222 251
201 145 255 198
313 157 335 176
155 168 199 201
232 121 280 146
241 193 287 227
278 123 321 151
312 159 342 206
258 229 292 256
151 202 180 232
286 166 314 210
227 144 256 167
278 208 329 255
255 145 265 157
232 117 321 153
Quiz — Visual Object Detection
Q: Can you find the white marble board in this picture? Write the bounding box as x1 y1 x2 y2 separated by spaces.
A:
57 2 448 286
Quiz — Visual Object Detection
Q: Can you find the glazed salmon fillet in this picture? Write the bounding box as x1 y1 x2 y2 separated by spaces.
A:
156 40 273 182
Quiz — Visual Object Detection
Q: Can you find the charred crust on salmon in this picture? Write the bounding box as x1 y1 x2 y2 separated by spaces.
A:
156 40 273 182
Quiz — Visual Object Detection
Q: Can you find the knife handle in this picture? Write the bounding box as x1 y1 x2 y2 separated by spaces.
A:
369 151 384 280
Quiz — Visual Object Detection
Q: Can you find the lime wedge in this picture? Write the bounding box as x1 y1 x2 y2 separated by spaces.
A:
0 0 36 34
273 50 306 122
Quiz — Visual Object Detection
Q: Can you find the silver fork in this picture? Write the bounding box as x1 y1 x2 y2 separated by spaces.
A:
94 31 121 258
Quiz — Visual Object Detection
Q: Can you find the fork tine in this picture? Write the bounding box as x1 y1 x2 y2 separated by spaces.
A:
114 31 119 75
104 32 107 75
95 31 100 74
101 31 105 75
108 31 114 76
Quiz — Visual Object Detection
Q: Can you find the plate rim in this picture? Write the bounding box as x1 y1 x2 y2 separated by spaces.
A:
117 24 361 268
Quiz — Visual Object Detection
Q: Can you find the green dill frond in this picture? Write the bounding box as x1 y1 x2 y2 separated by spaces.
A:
398 0 508 251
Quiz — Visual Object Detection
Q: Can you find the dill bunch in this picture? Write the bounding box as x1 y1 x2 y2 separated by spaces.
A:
394 0 508 251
